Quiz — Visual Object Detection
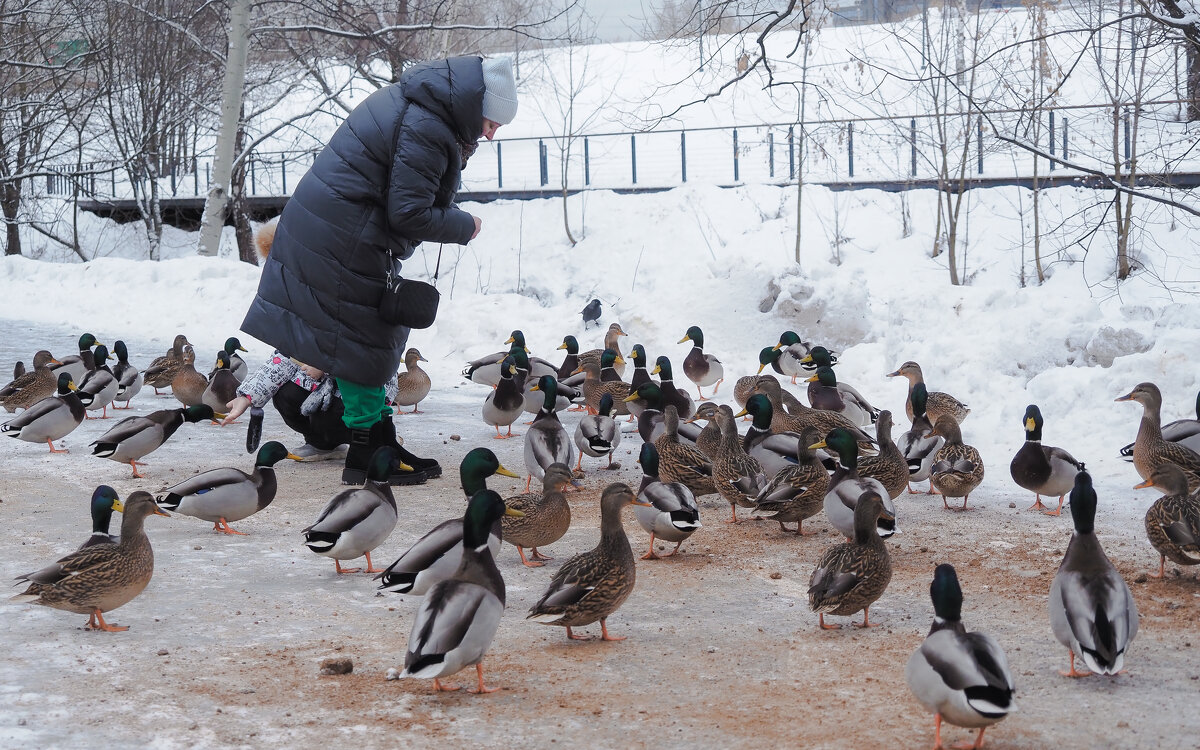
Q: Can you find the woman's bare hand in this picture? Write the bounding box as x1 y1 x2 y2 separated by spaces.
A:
222 396 251 425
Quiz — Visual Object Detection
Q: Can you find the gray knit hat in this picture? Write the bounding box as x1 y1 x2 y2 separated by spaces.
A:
480 56 518 125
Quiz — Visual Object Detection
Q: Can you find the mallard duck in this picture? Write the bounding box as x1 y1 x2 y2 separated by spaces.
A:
1116 382 1200 492
1134 463 1200 579
733 350 781 411
622 344 653 419
772 330 819 383
575 393 622 471
0 350 60 413
208 337 248 382
555 335 581 380
513 349 581 416
503 462 577 567
576 355 630 417
170 345 208 408
928 416 986 511
653 404 716 497
858 411 909 500
888 360 970 425
798 344 839 371
110 340 142 409
91 404 214 478
578 323 628 379
906 564 1016 750
394 348 432 413
482 355 525 439
807 490 894 629
753 377 875 451
78 344 118 419
524 375 574 491
712 406 764 524
650 356 695 419
1120 389 1200 460
464 330 540 386
2 373 89 452
622 382 702 446
303 447 409 574
752 426 830 535
685 401 723 459
142 334 191 393
11 361 23 379
678 325 724 399
813 428 897 539
49 332 101 384
1049 471 1139 677
634 443 701 559
897 383 945 494
156 441 301 534
527 483 651 640
80 485 123 549
377 449 519 596
10 492 168 632
201 350 240 420
738 393 816 476
398 489 522 693
806 366 878 427
1009 404 1084 515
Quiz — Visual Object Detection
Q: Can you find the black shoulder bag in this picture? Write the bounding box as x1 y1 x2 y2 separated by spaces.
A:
380 244 441 329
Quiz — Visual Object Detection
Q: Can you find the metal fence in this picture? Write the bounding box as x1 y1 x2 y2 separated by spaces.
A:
41 99 1199 202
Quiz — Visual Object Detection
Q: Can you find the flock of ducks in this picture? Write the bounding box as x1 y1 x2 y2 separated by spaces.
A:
4 322 1200 746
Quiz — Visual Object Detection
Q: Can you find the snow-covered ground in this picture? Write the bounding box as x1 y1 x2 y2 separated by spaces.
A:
1 178 1199 746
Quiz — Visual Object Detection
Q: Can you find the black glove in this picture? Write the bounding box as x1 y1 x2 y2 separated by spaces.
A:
246 406 264 453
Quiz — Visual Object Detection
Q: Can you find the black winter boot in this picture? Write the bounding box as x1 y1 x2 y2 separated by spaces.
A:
375 417 442 481
370 417 430 485
340 428 373 485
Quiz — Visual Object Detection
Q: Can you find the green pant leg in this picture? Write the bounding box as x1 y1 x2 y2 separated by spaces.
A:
335 378 393 430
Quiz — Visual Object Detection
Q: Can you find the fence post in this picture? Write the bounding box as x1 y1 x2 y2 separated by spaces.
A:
497 142 503 189
584 136 591 186
788 125 795 181
170 164 176 195
281 153 288 194
733 128 740 182
680 131 687 183
205 162 210 190
768 131 775 179
250 157 257 195
1062 117 1069 161
193 158 199 195
976 120 983 174
847 122 854 178
631 134 637 185
112 167 117 196
538 140 548 186
910 118 917 177
1048 111 1055 172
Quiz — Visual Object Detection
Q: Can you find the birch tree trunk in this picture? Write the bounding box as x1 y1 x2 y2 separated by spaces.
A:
197 0 250 257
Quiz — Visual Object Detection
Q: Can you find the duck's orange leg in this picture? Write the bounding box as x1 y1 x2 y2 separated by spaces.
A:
86 609 128 632
1058 650 1092 678
599 618 626 641
334 559 361 574
516 546 544 568
467 662 498 694
213 518 248 535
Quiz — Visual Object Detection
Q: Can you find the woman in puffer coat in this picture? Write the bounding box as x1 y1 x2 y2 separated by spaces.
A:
241 55 518 485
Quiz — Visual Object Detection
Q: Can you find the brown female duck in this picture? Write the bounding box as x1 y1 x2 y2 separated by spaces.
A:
928 416 986 511
394 347 432 413
0 350 60 413
807 491 893 629
887 360 970 425
1134 463 1200 579
1117 382 1200 492
11 492 169 631
527 483 651 640
503 462 576 567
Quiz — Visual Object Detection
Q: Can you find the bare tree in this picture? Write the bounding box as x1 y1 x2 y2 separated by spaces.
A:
80 0 224 259
0 0 93 257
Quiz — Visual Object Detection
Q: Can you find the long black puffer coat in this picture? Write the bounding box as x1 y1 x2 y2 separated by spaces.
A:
242 56 483 386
